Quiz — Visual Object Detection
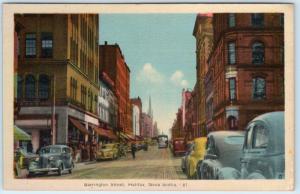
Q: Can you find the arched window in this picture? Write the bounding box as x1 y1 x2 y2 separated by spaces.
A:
25 74 36 100
227 116 237 130
253 77 266 100
252 42 265 64
39 74 50 100
17 75 23 99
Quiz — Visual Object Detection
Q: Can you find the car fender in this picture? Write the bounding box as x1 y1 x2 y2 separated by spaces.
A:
217 167 241 180
200 160 222 179
247 172 266 179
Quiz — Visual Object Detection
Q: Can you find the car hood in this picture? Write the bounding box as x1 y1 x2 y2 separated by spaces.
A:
101 149 113 153
39 153 61 158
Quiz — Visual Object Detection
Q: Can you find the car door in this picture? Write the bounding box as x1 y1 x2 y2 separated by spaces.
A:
62 147 72 168
242 121 273 179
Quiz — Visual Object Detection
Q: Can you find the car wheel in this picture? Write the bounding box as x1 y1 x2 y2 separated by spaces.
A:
57 164 63 176
69 169 72 174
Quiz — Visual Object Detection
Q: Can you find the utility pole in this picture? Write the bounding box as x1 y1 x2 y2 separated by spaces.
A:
51 75 56 145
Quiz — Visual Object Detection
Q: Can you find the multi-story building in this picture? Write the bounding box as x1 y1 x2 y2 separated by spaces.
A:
97 72 118 142
131 97 142 136
193 14 213 136
208 13 284 131
171 108 183 139
14 14 100 152
140 96 154 137
99 42 132 133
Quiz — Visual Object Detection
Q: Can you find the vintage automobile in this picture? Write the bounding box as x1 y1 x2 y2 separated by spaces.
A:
172 138 186 156
14 147 38 178
217 112 285 179
96 143 119 160
186 137 207 179
28 145 74 176
181 141 194 173
198 131 245 179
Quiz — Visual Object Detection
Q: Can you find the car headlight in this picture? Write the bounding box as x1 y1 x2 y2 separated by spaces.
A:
35 157 40 162
49 156 54 161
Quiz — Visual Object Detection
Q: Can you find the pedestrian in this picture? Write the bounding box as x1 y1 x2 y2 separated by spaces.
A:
131 142 136 159
27 142 33 153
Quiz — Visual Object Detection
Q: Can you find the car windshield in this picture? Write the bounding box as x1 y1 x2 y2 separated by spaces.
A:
224 136 245 145
40 147 61 154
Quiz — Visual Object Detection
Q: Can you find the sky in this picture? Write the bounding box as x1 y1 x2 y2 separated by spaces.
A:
99 14 197 136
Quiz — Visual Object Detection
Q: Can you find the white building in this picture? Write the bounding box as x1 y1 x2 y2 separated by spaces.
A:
132 104 140 136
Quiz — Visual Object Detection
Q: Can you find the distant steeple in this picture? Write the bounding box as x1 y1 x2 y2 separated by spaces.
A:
148 95 153 118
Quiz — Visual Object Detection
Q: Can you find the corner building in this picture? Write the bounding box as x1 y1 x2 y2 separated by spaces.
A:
208 13 284 131
15 14 99 152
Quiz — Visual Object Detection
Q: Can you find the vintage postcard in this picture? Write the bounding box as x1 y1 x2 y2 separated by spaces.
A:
2 3 294 191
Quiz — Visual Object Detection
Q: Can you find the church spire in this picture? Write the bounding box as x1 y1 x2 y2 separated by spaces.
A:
148 95 153 118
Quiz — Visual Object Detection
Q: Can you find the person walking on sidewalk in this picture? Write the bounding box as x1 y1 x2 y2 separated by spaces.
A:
131 142 137 159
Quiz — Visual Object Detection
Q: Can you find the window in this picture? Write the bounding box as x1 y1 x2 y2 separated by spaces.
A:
25 74 36 100
17 75 23 99
252 77 266 100
253 123 269 149
41 32 53 57
38 74 50 100
252 42 264 64
25 33 36 57
229 78 236 101
228 13 236 27
251 13 264 27
81 85 87 106
228 42 236 64
228 116 237 130
280 13 284 27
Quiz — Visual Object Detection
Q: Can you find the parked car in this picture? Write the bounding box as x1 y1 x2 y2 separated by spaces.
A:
14 147 38 177
172 138 186 156
96 143 119 160
198 131 245 179
186 137 207 179
217 111 285 179
28 145 74 176
181 141 194 173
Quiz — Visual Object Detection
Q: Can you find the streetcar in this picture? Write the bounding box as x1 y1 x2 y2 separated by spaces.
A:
157 135 168 149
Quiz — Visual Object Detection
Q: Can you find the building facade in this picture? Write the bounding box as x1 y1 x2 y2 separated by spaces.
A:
131 97 142 136
14 14 100 152
193 14 213 136
97 72 118 142
208 13 284 131
99 42 132 133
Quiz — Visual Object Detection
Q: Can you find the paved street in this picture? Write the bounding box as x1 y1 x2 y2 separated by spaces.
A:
34 145 186 179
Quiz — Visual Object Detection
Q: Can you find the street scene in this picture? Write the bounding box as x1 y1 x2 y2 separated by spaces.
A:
13 13 285 180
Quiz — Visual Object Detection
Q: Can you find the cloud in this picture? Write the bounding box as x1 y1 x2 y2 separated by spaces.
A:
170 70 189 87
136 63 164 84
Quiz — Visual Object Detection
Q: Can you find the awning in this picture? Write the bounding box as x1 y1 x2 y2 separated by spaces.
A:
14 125 31 141
69 118 90 135
93 127 117 140
120 131 136 141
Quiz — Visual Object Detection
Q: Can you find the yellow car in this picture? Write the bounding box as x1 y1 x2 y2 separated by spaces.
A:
96 143 119 160
186 137 207 179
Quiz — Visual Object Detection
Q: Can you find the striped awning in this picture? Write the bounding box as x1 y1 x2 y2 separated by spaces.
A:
69 118 90 135
93 127 117 140
14 125 31 141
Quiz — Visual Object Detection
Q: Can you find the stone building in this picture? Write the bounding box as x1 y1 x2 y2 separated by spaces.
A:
14 14 100 152
208 13 284 131
99 42 132 133
131 97 142 136
193 13 213 136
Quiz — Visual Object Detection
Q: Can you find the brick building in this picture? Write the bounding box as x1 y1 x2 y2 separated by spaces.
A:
14 14 100 152
171 108 183 139
208 13 284 131
193 14 213 136
99 42 132 133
